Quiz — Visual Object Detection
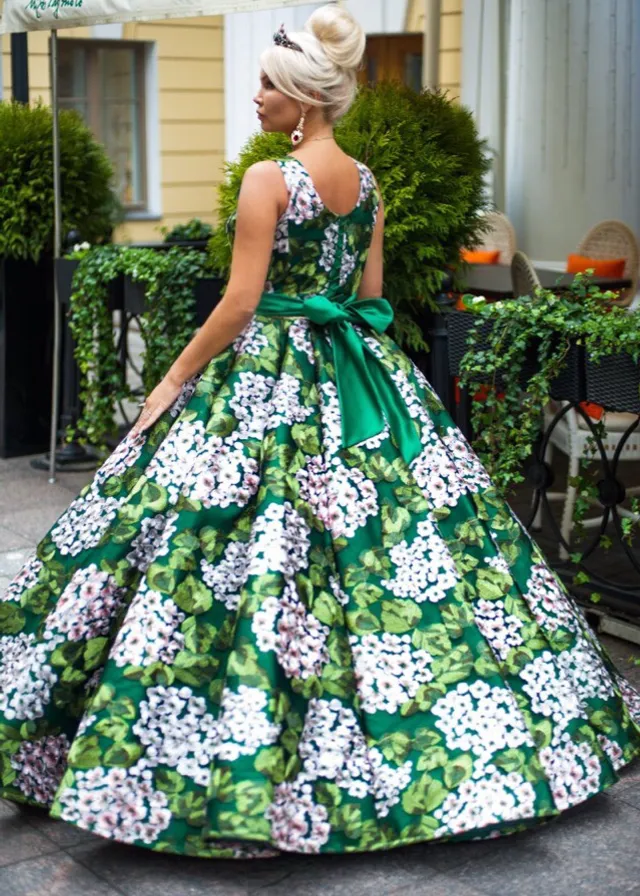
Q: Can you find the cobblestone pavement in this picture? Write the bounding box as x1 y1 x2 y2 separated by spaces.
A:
1 455 640 896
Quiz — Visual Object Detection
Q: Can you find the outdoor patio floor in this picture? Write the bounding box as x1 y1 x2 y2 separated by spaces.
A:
0 452 639 895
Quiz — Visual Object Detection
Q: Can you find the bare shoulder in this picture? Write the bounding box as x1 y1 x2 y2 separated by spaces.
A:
241 160 284 190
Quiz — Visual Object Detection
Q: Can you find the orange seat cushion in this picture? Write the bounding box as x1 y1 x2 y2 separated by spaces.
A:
566 254 626 278
461 249 501 265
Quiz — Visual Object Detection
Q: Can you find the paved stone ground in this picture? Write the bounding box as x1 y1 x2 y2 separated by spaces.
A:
1 455 640 896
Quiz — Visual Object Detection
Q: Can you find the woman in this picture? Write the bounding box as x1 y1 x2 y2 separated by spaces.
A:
0 4 638 859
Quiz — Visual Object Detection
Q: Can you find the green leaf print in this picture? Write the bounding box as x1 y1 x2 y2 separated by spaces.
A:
316 781 343 809
476 568 513 600
102 475 123 497
236 781 272 815
494 749 526 774
366 456 399 483
68 735 102 769
311 591 341 626
381 599 422 633
412 625 452 656
432 645 474 685
441 602 475 638
291 423 321 455
173 650 220 687
94 716 129 742
0 753 17 787
103 741 143 767
443 754 474 788
590 709 619 736
51 641 85 667
416 746 448 772
254 746 287 783
171 792 208 827
19 585 50 615
147 565 178 596
455 519 486 547
90 683 116 712
393 485 430 513
207 412 237 437
330 804 363 839
83 637 109 671
413 728 444 751
0 604 25 634
381 503 412 545
532 719 553 749
173 575 213 615
401 774 447 815
346 609 380 635
378 730 412 764
182 617 218 654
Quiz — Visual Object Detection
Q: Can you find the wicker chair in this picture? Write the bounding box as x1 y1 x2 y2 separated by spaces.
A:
511 250 541 298
477 211 517 265
577 219 639 306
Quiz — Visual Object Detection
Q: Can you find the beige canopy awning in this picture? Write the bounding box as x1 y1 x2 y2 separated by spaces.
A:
0 0 315 33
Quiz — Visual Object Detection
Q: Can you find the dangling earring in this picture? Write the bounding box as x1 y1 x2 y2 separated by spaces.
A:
291 110 306 146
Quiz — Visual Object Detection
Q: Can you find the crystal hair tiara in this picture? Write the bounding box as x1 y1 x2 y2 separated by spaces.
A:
273 23 303 53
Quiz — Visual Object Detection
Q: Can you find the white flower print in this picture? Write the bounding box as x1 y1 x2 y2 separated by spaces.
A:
201 540 251 612
281 161 324 224
57 764 172 845
183 438 260 510
266 777 330 854
296 698 412 817
319 381 342 457
431 681 535 761
2 554 42 602
132 685 219 786
329 574 350 607
349 632 434 714
0 632 61 721
273 215 289 255
539 733 602 811
234 319 269 357
411 426 492 510
556 629 615 704
522 564 581 633
473 598 525 661
248 501 311 580
597 734 625 770
94 430 145 486
145 419 208 504
339 244 357 287
169 375 200 418
289 319 315 366
50 485 126 557
10 734 69 805
228 371 276 441
615 675 640 723
319 222 339 274
252 580 330 680
519 651 585 727
356 161 375 207
296 455 378 539
384 517 459 603
126 513 178 574
434 762 536 836
110 583 185 669
44 564 127 642
268 373 314 430
214 685 281 762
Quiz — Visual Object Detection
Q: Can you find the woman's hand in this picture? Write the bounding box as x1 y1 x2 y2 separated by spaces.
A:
130 372 184 436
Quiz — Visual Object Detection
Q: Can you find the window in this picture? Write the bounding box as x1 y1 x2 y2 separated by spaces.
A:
58 41 147 210
359 35 424 92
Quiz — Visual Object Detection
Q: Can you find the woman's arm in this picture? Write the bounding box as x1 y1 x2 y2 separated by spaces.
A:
357 193 385 299
132 161 284 434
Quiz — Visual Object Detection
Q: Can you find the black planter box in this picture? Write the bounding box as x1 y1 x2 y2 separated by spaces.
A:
585 352 640 414
446 310 587 402
56 257 124 311
124 275 224 325
0 256 55 457
194 276 224 325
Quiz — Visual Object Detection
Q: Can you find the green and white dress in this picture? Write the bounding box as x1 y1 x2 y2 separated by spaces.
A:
1 157 639 858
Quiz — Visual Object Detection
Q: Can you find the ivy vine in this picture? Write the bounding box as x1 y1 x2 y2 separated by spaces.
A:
67 244 209 451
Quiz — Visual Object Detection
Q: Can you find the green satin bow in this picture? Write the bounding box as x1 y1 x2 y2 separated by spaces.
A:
256 292 423 464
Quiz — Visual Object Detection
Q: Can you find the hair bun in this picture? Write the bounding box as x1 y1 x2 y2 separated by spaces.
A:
306 4 366 71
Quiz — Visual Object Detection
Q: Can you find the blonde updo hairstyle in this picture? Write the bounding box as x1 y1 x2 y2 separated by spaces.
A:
260 4 366 123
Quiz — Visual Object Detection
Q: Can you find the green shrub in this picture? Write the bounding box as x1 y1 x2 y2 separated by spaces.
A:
209 83 490 350
0 101 121 261
162 218 214 243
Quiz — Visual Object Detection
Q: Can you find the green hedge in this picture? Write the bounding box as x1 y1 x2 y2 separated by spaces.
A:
0 102 120 262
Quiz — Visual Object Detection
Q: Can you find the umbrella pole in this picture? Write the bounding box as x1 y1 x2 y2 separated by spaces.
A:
48 28 62 483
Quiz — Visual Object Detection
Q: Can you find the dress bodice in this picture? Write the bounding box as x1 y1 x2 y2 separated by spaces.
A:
262 156 381 299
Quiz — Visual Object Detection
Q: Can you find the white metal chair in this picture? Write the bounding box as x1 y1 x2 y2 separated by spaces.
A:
510 252 640 557
577 219 639 307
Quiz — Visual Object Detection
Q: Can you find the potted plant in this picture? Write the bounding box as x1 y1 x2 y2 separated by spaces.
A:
0 101 120 457
208 83 490 354
455 275 640 491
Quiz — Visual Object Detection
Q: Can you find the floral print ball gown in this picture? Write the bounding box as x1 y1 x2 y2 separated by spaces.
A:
1 156 639 859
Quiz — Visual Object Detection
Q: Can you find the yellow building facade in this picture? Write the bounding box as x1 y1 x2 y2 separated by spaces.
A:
1 17 225 243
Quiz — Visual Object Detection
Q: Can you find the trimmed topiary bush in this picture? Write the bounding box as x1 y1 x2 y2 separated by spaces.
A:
0 102 121 262
209 83 490 351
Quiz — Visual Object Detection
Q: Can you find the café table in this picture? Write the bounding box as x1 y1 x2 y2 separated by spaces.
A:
461 264 632 300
